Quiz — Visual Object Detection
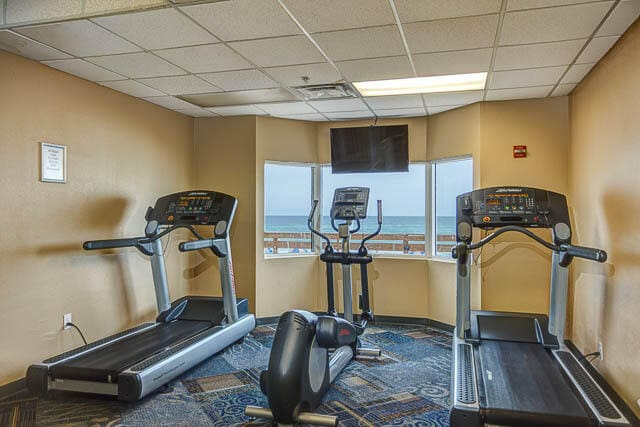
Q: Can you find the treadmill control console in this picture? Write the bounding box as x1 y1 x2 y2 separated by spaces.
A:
146 191 237 229
456 187 571 243
331 187 370 220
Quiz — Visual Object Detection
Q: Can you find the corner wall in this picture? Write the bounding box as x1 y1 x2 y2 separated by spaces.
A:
568 19 640 415
0 50 194 385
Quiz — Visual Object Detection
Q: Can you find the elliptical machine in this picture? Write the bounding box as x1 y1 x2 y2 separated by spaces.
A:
246 187 382 426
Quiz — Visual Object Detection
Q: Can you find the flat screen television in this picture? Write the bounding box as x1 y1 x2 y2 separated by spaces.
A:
330 125 409 173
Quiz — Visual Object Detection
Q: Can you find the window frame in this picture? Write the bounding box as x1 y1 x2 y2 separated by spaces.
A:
263 160 318 258
263 156 473 260
429 155 474 259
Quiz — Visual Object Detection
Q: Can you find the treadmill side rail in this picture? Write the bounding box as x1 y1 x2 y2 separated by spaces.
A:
553 349 631 426
120 313 255 400
450 331 481 427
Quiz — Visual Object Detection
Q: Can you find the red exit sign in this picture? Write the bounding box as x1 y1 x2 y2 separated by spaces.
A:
513 145 527 158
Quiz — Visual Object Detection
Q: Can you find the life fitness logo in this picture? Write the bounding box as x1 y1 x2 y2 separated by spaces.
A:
495 188 523 193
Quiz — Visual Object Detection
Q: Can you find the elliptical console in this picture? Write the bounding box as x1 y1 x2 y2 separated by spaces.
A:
245 187 382 426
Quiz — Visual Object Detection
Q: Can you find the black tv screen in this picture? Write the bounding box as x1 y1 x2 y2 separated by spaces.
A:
330 125 409 173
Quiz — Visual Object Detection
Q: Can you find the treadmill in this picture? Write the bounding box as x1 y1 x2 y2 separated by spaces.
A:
27 190 256 401
450 187 634 427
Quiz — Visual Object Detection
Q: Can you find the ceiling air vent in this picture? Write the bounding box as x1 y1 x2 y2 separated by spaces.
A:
293 83 357 100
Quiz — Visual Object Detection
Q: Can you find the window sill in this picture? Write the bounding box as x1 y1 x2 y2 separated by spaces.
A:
263 253 318 260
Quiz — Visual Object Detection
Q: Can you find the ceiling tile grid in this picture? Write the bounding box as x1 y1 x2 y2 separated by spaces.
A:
0 0 631 118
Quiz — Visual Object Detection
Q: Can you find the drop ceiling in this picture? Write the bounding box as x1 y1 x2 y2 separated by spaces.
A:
0 0 638 120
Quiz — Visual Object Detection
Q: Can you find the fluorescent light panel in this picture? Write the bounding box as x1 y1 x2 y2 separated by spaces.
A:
354 72 487 96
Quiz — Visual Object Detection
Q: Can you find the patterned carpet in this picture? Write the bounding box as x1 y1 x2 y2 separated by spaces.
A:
9 323 452 426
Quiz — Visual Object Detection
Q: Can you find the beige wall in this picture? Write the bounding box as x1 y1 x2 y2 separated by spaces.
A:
0 51 194 385
193 116 257 310
478 98 570 313
568 19 640 416
255 117 320 317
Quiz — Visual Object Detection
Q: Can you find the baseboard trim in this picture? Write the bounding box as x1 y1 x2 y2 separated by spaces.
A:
0 378 28 402
370 315 454 332
256 313 454 332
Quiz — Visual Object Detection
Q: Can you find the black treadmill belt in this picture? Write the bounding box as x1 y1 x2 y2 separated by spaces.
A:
51 320 212 382
478 341 591 427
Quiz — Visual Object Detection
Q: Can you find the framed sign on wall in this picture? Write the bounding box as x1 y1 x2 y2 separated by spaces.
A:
41 142 67 183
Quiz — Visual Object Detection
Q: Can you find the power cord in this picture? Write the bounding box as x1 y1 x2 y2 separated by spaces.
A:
578 351 601 363
66 322 88 345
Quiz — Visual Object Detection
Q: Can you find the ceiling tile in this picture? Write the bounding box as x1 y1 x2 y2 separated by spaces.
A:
256 102 316 115
281 0 395 32
84 0 166 14
500 2 613 45
423 90 483 106
100 79 165 97
551 83 577 96
576 36 619 64
560 63 596 84
337 56 413 82
404 15 498 54
325 111 374 120
175 108 219 118
413 48 492 76
264 63 341 86
507 0 601 10
88 53 186 79
138 75 221 95
313 26 405 61
180 0 300 41
42 58 126 82
155 44 252 74
15 20 140 57
207 105 268 116
230 36 325 67
364 95 423 109
275 113 327 121
494 39 586 71
143 96 198 110
6 0 82 25
396 0 501 23
0 30 72 61
92 8 218 50
489 66 567 89
597 0 640 36
308 98 368 112
198 69 278 91
428 104 464 114
486 85 553 100
374 107 426 117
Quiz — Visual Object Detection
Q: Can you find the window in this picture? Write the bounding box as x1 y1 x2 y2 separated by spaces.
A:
321 164 426 255
431 157 473 257
264 163 315 255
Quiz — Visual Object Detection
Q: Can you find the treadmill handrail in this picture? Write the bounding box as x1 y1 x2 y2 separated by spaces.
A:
178 238 227 257
455 226 607 264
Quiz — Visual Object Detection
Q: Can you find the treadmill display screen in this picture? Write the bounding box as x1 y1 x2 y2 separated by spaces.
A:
147 191 237 226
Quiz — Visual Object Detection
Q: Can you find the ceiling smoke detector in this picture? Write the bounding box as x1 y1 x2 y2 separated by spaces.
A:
293 83 357 100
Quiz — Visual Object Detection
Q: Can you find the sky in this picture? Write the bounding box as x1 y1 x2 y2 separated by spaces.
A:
264 159 473 217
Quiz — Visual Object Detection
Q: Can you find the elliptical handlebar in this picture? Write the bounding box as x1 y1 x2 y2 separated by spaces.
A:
360 200 383 253
308 200 332 249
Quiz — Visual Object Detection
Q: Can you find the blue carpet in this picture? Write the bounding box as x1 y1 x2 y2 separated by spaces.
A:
25 323 452 426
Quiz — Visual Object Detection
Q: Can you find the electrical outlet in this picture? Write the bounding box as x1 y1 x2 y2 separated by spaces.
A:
597 340 604 361
63 313 72 330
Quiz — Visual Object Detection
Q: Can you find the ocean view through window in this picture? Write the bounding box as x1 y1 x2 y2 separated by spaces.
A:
264 163 315 255
432 157 473 257
321 164 426 255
